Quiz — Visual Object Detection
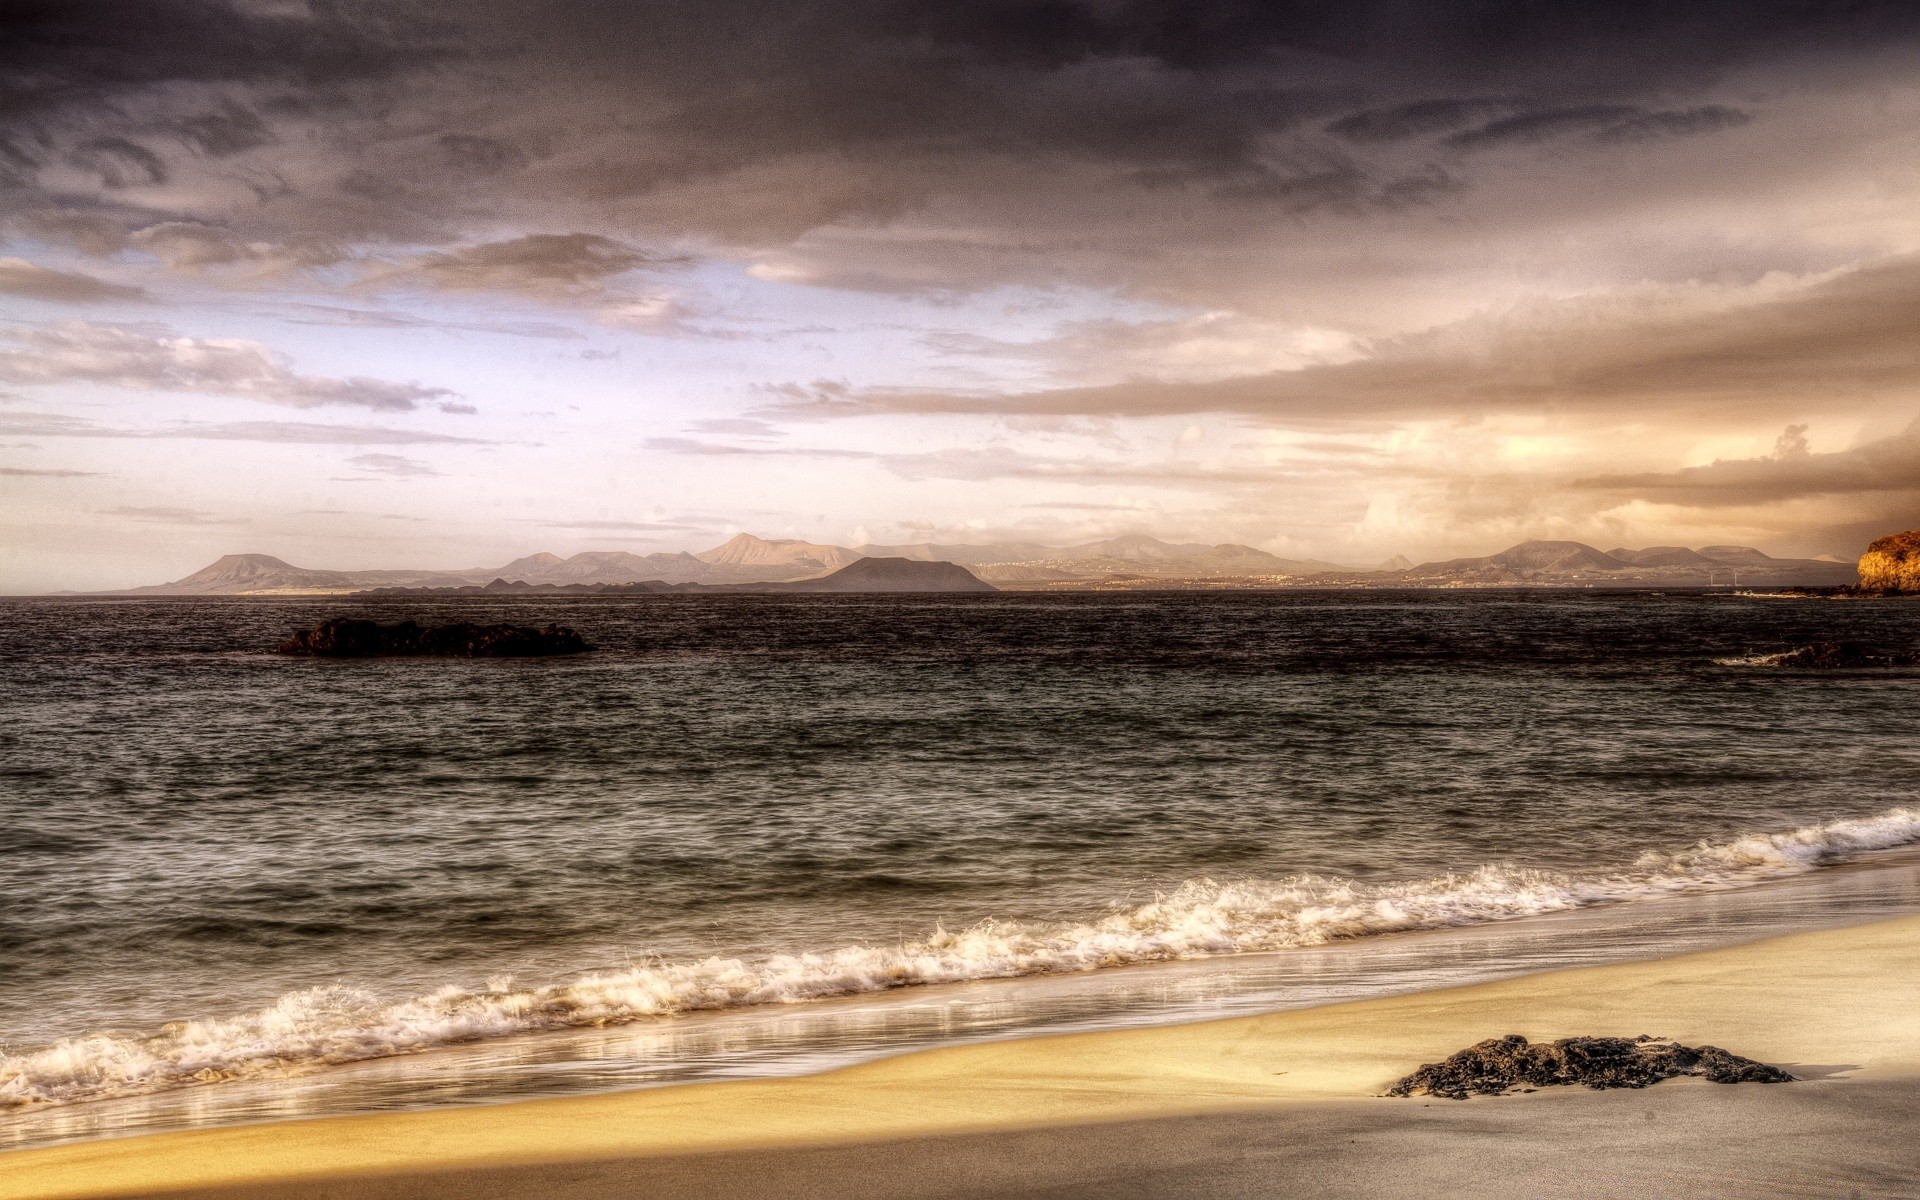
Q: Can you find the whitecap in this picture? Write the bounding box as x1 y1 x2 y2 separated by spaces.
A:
4 806 1917 1110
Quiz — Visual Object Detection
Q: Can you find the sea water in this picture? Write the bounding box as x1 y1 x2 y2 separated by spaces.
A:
2 591 1917 1145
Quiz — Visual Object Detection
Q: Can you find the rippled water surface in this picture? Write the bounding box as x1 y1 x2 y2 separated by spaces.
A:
2 591 1918 1139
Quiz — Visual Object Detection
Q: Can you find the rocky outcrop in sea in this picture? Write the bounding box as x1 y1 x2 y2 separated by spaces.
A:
1858 529 1920 593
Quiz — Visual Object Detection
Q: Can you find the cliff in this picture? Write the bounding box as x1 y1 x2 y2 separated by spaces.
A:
1858 530 1920 593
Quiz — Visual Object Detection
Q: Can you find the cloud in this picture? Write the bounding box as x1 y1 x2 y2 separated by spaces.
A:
0 465 101 477
350 234 700 330
297 508 429 522
927 311 1360 386
341 452 441 478
685 417 787 437
65 137 168 188
1327 99 1515 142
380 234 682 296
784 256 1920 426
0 259 148 303
1576 419 1920 508
519 517 716 532
1019 500 1150 511
0 410 491 444
645 432 1325 491
641 435 874 460
2 0 1887 313
1445 105 1749 150
0 321 456 411
276 302 582 340
6 1 1920 566
97 504 242 525
126 221 338 271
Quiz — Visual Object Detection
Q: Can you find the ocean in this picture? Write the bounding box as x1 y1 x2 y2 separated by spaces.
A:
3 591 1919 1148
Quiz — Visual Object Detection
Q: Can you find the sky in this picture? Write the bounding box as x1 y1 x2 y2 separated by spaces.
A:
4 0 1920 592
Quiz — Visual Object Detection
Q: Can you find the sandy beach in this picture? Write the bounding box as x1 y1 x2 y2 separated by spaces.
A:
3 913 1916 1199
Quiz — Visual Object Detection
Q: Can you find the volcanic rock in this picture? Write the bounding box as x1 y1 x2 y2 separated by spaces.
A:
275 618 590 657
1858 530 1920 593
772 556 996 593
1387 1035 1792 1099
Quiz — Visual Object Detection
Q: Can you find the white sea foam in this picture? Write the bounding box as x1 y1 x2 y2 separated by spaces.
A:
4 806 1918 1110
1712 651 1795 666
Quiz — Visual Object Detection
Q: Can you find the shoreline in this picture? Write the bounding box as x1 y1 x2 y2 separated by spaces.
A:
5 914 1917 1199
7 817 1918 1147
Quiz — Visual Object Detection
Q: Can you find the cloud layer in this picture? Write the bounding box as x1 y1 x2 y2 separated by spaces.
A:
6 1 1920 584
0 322 458 411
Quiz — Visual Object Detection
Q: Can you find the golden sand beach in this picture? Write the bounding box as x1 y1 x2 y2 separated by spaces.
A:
4 914 1917 1199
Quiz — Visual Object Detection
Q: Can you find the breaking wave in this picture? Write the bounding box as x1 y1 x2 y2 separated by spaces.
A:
5 806 1918 1111
1712 651 1796 667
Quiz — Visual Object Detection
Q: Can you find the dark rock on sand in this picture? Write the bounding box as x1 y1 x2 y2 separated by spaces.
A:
1769 642 1916 668
1387 1035 1792 1100
276 617 590 658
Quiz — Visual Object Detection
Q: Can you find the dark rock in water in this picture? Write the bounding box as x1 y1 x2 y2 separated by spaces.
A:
275 618 590 658
1387 1035 1792 1100
1770 642 1916 668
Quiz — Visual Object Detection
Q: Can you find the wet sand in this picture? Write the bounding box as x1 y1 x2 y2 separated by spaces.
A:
4 916 1917 1199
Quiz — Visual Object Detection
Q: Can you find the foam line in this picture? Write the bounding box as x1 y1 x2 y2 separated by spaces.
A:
4 806 1917 1110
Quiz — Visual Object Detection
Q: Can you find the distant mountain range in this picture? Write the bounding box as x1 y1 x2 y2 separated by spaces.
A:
854 533 1353 582
106 534 1857 595
365 557 998 595
1379 540 1856 587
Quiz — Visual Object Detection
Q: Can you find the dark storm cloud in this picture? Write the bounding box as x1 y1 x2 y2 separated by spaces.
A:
1445 105 1751 149
1328 99 1513 142
0 0 429 130
5 0 1914 287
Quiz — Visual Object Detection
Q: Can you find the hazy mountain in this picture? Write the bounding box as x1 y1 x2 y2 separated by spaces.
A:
971 563 1087 583
106 534 1860 595
1606 546 1719 568
123 554 498 595
1034 537 1348 579
495 550 714 585
694 534 861 579
368 557 998 595
754 557 995 593
1696 545 1784 566
1395 540 1855 586
1070 533 1218 561
129 554 363 595
860 534 1348 580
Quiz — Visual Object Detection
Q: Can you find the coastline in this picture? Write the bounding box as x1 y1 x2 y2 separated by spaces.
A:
5 914 1917 1200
